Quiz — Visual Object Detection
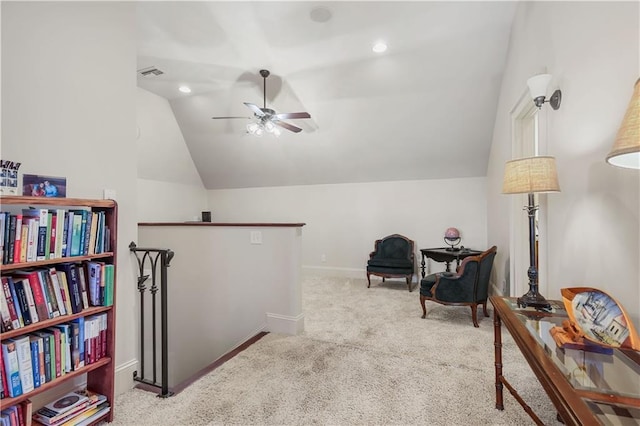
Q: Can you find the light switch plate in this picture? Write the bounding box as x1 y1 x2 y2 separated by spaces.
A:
250 231 262 244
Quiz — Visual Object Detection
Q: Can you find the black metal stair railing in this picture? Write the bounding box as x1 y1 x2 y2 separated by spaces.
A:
129 242 175 398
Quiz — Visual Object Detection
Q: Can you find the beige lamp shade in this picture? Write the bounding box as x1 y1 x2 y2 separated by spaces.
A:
606 78 640 169
502 156 560 194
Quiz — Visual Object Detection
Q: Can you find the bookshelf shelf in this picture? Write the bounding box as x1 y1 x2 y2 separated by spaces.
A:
0 196 117 423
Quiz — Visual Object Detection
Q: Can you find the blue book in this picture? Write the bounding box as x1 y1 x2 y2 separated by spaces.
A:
69 317 85 369
29 337 41 388
6 276 24 327
1 340 22 397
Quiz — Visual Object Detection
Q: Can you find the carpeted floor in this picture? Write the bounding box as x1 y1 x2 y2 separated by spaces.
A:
113 276 560 425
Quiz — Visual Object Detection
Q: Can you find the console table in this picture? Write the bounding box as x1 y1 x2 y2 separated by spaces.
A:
490 296 640 425
420 247 482 276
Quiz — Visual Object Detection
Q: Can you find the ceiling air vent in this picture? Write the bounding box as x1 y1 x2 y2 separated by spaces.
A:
138 66 164 77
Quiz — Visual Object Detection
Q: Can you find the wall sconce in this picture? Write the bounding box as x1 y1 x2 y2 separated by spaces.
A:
527 74 562 110
606 78 640 169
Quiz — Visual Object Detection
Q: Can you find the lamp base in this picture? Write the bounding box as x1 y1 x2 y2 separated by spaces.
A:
517 291 552 311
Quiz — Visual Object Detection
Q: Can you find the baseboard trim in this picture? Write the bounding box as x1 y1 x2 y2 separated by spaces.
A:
115 358 139 396
302 265 364 279
266 312 304 335
302 265 420 283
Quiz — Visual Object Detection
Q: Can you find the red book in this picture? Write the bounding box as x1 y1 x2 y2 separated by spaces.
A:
12 214 23 264
49 214 57 259
11 270 49 321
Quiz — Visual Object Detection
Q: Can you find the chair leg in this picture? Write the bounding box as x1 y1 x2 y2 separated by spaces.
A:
470 304 479 327
420 295 427 319
406 276 412 292
482 301 489 317
367 272 371 288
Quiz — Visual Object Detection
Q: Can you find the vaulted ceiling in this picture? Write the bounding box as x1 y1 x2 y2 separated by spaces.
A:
136 1 518 189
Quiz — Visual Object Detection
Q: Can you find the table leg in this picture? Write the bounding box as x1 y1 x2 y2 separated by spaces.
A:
421 254 426 278
494 308 504 410
445 261 451 272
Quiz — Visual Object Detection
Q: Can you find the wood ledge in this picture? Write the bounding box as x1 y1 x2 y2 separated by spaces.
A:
138 222 306 227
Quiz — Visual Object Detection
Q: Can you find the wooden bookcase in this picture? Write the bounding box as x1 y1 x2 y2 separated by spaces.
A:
0 196 117 423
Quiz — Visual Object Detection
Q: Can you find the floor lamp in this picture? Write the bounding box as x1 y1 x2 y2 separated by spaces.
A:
502 156 560 310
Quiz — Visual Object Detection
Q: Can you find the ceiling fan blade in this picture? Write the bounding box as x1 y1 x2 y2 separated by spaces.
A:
272 112 311 121
244 102 265 117
211 116 250 119
275 121 303 133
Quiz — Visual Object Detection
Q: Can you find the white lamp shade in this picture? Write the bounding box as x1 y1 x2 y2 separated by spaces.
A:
527 74 552 99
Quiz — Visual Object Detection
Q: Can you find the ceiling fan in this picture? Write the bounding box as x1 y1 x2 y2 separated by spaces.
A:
211 69 311 135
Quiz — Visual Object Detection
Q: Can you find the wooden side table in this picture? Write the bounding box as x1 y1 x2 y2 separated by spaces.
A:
420 247 482 276
490 296 640 425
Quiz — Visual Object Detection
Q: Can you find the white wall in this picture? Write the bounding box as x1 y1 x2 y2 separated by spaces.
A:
487 2 639 325
136 88 207 222
208 177 488 279
1 2 139 394
137 224 303 386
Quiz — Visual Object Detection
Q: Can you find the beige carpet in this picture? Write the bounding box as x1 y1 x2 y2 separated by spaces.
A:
113 276 560 425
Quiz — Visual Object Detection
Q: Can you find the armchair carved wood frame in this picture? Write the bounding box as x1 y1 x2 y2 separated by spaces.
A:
366 234 416 292
419 246 497 327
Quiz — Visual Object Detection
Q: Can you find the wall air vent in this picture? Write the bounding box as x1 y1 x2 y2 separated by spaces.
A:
138 66 164 77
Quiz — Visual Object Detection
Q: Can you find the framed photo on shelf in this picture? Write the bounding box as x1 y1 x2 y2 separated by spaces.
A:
0 160 21 195
22 174 67 197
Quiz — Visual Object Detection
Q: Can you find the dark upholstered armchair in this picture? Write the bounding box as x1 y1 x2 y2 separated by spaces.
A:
366 234 416 292
419 246 497 327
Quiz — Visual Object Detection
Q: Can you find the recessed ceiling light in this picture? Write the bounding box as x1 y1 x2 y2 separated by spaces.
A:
179 86 191 93
372 41 387 53
310 6 332 23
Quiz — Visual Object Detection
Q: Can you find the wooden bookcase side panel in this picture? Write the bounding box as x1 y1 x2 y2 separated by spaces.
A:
0 196 117 423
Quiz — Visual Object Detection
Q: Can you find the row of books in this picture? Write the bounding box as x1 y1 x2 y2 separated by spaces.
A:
0 208 111 266
0 399 31 426
32 389 110 426
0 262 114 333
0 313 108 399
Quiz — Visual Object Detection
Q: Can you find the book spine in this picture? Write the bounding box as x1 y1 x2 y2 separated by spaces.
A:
70 213 82 257
7 277 25 327
29 339 41 388
23 272 49 321
41 270 60 318
35 333 52 384
64 211 74 258
44 212 52 260
1 341 22 397
13 279 32 326
47 268 66 316
7 215 16 265
26 218 38 262
48 213 56 259
0 345 7 398
0 212 5 265
76 263 90 310
31 335 46 386
13 336 34 394
12 215 22 265
71 317 85 368
82 211 92 256
67 265 82 314
19 222 28 263
0 280 14 332
36 209 48 261
1 277 20 330
21 278 39 324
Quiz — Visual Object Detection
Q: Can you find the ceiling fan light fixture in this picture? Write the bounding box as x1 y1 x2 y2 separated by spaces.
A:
372 41 387 53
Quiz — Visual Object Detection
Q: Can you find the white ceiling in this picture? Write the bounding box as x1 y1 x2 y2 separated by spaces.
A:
136 1 518 190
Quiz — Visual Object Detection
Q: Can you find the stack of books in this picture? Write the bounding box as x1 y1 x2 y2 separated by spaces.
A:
31 390 110 426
